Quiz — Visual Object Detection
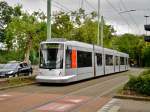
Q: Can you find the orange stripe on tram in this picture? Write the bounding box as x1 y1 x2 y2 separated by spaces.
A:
71 49 77 68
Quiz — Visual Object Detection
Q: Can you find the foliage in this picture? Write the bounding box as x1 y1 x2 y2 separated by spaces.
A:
1 1 150 67
142 46 150 67
72 18 98 44
0 1 22 42
124 70 150 96
140 69 150 76
0 50 24 63
113 34 145 66
29 49 39 65
52 11 73 39
51 8 115 46
5 13 46 62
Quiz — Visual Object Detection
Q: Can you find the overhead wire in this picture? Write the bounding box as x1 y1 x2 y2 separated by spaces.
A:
46 0 139 34
103 16 122 34
84 0 97 11
53 0 72 12
81 0 84 9
119 0 141 34
105 0 131 34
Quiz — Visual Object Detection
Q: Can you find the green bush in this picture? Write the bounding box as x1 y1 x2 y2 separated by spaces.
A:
0 50 39 65
140 69 150 76
29 49 39 65
142 46 150 67
0 50 24 63
124 70 150 96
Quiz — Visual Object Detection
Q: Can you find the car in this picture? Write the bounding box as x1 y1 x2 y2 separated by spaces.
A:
0 64 4 69
0 61 33 78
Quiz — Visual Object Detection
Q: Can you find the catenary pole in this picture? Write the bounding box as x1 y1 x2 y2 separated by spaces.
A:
97 0 100 45
47 0 52 39
101 16 104 47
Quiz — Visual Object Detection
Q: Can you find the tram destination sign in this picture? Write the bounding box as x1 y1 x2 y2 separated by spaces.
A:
41 44 59 49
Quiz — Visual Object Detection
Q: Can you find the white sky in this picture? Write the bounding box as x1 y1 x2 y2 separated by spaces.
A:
3 0 150 35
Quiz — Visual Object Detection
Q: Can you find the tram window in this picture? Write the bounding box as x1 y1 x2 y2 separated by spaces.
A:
77 51 92 67
40 43 64 69
115 56 119 65
120 57 125 65
106 55 113 66
66 49 72 68
96 53 102 66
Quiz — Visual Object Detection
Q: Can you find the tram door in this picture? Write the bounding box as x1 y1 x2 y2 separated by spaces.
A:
65 47 77 77
95 53 104 76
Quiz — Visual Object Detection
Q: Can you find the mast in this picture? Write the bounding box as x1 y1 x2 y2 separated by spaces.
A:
47 0 52 39
97 0 100 45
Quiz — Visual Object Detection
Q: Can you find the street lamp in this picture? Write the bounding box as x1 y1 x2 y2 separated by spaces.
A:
144 15 150 43
144 15 149 25
144 15 150 35
119 9 136 14
119 9 137 34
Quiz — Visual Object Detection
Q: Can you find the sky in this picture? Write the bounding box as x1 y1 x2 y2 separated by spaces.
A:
3 0 150 35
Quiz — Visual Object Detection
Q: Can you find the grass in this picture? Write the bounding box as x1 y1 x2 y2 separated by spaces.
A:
0 76 36 89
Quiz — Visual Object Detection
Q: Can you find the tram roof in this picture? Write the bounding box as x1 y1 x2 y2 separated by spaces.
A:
41 38 128 56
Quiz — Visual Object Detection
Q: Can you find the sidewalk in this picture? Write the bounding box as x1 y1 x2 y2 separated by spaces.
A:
98 98 150 112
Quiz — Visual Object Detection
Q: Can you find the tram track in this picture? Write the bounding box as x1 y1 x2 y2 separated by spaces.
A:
0 71 129 103
0 68 144 112
24 72 130 112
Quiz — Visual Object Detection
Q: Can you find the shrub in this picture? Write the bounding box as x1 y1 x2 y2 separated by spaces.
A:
124 70 150 96
140 69 150 76
0 50 24 63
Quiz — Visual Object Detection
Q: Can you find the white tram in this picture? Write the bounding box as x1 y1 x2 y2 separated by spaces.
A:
36 38 129 83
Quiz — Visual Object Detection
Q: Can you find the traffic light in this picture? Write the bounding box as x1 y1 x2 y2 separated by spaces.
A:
144 36 150 42
144 25 150 31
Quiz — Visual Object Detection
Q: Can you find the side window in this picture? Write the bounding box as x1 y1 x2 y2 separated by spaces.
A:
77 51 92 67
66 49 72 69
20 64 23 68
120 57 125 65
106 54 113 66
96 53 102 66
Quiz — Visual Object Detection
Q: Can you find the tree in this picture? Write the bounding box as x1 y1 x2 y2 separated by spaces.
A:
52 11 73 39
142 46 150 67
113 34 145 66
5 13 46 62
0 1 21 42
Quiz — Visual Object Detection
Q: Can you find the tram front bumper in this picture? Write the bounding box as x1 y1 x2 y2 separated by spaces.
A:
36 75 77 83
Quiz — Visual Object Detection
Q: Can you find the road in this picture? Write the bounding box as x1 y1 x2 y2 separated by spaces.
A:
0 68 145 112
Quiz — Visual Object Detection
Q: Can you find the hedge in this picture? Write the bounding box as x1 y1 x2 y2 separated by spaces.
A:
124 69 150 96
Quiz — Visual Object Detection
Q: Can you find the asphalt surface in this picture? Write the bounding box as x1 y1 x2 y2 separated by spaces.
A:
0 68 147 112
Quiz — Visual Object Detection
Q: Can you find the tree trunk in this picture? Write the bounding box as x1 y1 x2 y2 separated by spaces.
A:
24 36 32 63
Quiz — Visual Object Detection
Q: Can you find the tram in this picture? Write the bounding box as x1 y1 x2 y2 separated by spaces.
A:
36 38 129 83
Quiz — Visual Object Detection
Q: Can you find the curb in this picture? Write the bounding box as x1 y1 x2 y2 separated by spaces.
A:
0 82 37 91
114 94 150 101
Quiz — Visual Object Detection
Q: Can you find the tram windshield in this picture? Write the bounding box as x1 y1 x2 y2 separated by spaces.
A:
40 43 64 69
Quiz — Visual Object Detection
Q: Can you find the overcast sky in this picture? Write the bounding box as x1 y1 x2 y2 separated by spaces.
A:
3 0 150 35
